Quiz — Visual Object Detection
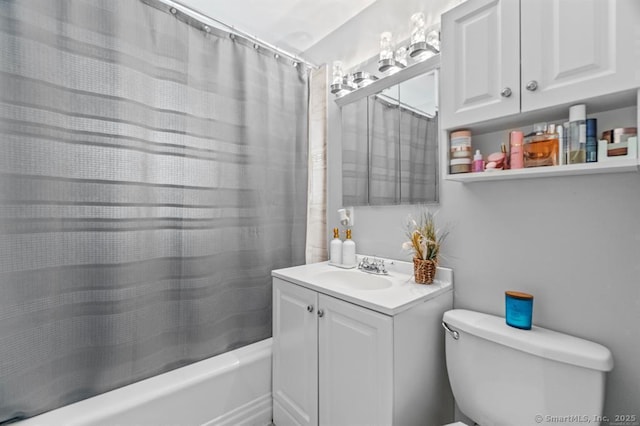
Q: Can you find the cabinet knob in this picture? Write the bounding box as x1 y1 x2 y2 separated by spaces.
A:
307 305 314 313
317 309 324 318
526 80 538 91
500 87 512 98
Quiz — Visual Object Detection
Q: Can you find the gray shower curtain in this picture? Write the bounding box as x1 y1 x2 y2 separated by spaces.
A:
0 0 308 421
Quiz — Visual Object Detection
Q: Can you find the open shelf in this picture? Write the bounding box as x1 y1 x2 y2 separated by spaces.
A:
445 158 639 183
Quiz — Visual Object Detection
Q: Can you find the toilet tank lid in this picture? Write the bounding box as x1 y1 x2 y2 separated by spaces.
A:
443 309 613 372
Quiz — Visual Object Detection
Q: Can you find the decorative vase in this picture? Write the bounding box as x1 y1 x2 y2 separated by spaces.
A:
413 257 437 284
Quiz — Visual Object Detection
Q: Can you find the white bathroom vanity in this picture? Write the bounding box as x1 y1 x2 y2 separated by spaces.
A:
271 259 454 426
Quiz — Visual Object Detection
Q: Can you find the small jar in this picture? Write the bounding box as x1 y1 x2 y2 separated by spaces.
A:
449 158 472 174
450 130 472 152
505 291 534 330
450 147 472 158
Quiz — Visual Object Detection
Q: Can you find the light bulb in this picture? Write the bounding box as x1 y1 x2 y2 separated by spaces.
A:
379 32 393 61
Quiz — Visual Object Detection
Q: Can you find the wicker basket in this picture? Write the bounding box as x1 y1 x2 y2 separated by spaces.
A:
413 258 437 284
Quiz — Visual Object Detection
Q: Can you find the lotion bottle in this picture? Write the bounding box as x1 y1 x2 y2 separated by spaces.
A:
330 228 343 264
342 229 356 266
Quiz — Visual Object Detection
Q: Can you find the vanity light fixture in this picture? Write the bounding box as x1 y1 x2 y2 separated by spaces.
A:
408 12 440 61
330 61 356 97
426 30 441 53
395 46 408 67
409 31 441 61
352 71 378 88
378 57 406 74
408 12 427 58
378 31 405 74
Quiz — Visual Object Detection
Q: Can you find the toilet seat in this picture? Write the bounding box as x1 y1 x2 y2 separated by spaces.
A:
443 422 469 426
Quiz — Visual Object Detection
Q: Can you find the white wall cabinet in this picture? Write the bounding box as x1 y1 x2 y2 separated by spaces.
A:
272 276 453 426
441 0 640 129
440 0 520 129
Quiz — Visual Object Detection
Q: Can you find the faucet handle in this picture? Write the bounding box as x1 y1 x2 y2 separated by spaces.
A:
358 257 368 270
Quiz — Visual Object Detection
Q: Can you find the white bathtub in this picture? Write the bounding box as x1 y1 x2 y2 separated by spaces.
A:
20 338 273 426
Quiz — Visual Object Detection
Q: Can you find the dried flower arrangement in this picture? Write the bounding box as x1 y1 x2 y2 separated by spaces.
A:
402 208 450 283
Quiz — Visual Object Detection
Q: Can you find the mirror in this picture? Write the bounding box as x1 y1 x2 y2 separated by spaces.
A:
341 69 439 205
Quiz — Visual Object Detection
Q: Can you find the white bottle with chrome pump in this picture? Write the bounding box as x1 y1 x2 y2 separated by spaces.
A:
330 228 343 265
342 229 356 266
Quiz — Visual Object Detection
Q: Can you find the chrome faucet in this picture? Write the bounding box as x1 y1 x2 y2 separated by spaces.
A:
358 257 388 275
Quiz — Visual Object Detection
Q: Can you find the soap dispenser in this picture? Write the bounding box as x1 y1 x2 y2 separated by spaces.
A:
330 228 343 265
342 229 356 266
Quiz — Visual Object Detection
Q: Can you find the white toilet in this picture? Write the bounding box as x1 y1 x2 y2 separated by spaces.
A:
442 309 614 426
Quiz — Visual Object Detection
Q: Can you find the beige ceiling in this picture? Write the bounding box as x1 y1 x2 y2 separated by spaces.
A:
176 0 378 55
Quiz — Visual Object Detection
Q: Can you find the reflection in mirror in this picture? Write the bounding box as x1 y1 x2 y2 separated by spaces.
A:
399 72 438 204
369 85 400 205
341 70 438 205
341 97 368 206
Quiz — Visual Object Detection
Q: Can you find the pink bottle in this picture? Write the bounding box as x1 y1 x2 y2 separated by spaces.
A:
510 131 524 169
473 150 484 172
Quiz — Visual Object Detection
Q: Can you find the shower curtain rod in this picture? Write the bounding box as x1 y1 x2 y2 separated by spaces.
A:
150 0 318 69
375 93 436 119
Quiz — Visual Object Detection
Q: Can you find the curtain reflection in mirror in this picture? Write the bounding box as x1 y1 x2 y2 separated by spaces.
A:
341 79 438 205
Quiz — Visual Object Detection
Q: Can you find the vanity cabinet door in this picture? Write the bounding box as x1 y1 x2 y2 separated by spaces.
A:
317 294 393 426
273 278 318 426
441 0 520 129
521 0 640 112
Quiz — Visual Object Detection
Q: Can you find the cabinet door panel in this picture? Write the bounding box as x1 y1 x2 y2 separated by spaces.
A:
521 0 639 111
318 295 393 426
273 279 318 426
441 0 520 128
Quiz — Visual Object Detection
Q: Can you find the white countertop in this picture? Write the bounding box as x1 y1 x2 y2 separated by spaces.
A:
272 256 453 316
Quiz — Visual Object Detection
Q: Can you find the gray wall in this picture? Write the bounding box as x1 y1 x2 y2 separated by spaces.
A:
305 0 640 419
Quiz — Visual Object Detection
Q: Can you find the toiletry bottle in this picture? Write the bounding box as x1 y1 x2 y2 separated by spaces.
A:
342 229 356 266
557 123 565 165
585 118 598 163
330 228 343 264
568 104 586 164
473 150 483 172
501 143 510 169
523 122 559 168
509 131 524 169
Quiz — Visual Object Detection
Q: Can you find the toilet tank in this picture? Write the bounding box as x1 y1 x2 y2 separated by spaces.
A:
443 309 613 426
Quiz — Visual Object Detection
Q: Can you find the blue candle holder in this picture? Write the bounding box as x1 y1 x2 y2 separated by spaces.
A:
505 291 534 330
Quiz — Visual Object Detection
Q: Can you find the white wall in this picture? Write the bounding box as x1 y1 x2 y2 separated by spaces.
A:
304 0 463 70
304 0 640 419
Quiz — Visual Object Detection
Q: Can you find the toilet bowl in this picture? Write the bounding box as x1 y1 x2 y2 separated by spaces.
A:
442 309 613 426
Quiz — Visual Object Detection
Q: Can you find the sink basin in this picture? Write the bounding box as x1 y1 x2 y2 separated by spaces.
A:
313 270 392 291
